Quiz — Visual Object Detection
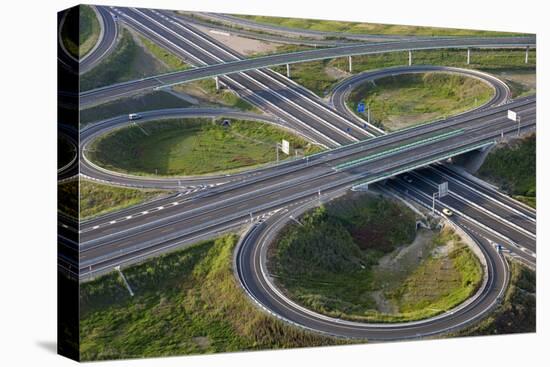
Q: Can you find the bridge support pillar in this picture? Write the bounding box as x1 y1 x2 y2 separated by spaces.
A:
286 63 291 78
348 55 353 73
215 76 220 91
408 50 412 66
525 46 529 64
467 48 471 64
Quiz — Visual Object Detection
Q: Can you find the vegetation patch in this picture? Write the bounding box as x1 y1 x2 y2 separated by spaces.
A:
79 5 101 58
270 192 483 322
272 60 341 97
80 91 191 127
80 28 171 91
79 180 168 220
138 35 191 71
454 261 535 336
79 235 344 360
348 72 494 131
87 118 321 176
478 134 536 208
233 14 525 37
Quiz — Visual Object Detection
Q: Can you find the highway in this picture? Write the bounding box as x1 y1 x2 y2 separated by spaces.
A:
60 6 537 340
78 98 535 277
79 9 534 107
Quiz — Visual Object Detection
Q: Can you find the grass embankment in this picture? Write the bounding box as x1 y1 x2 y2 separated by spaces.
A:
272 60 342 96
172 78 259 112
79 5 101 58
478 134 536 208
88 118 321 176
80 91 191 127
80 28 170 91
80 235 344 360
138 35 190 71
233 14 525 37
79 180 167 219
270 193 483 322
348 73 494 131
455 261 535 336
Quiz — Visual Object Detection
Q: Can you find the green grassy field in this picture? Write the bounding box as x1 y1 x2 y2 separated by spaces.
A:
454 261 535 336
271 193 483 322
80 235 345 360
478 134 536 208
348 72 494 131
233 14 526 37
386 231 483 320
79 180 168 219
79 5 101 58
87 118 321 176
80 91 191 127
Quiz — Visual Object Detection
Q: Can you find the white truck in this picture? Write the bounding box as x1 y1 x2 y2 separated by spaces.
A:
128 113 142 121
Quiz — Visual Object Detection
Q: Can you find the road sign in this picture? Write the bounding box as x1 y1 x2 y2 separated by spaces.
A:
507 110 517 121
281 139 290 155
438 182 449 198
357 102 365 113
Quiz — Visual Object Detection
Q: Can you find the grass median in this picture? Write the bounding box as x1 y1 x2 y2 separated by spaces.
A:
269 192 483 323
79 234 345 360
79 180 168 219
87 118 322 177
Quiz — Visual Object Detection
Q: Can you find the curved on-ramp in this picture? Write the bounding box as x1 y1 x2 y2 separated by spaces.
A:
234 189 509 340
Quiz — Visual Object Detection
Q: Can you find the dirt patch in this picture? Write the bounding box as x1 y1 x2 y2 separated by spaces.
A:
385 112 441 131
325 66 351 81
192 336 210 350
376 229 436 277
193 24 281 56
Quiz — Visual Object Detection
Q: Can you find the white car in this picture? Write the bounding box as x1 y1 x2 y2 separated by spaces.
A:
442 208 453 217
